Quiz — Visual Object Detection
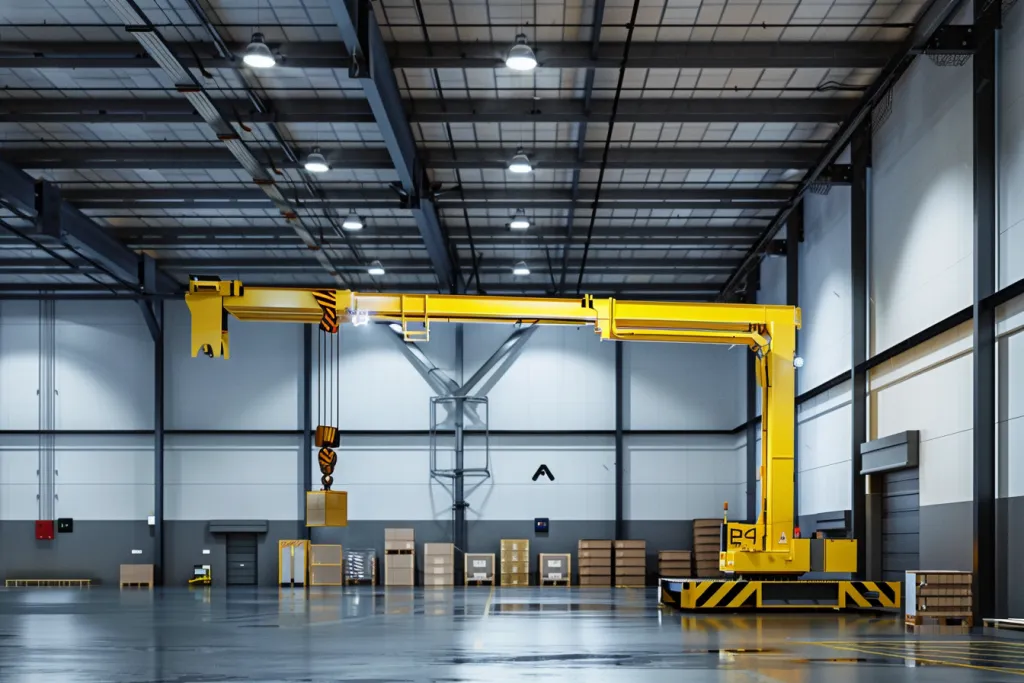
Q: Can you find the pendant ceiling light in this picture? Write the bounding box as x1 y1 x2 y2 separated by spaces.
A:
509 209 530 230
512 260 531 276
367 260 386 276
342 214 364 231
505 34 538 71
508 148 533 174
243 32 276 69
304 148 329 173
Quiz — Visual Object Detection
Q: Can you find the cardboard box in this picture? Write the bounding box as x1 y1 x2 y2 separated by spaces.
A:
424 565 454 577
578 549 612 560
424 543 454 555
310 564 343 586
310 544 343 566
386 553 414 569
501 550 528 563
615 549 645 559
385 528 415 542
465 553 494 580
615 557 646 568
540 554 570 581
424 555 455 566
614 540 646 550
615 566 646 576
580 575 612 586
385 540 415 552
500 539 529 552
580 565 613 576
306 491 348 527
501 562 528 575
658 551 691 562
385 567 415 586
120 563 154 585
578 540 613 550
579 557 612 568
424 575 453 587
501 574 529 586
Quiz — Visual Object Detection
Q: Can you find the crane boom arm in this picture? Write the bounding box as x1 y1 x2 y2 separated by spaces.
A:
184 279 831 576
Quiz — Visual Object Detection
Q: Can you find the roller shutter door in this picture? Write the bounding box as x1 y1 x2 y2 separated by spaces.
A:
226 533 258 586
881 468 919 582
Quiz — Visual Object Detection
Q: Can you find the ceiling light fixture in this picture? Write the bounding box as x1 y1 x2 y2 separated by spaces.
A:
780 168 804 182
509 209 530 230
243 32 276 69
342 214 364 231
367 260 386 276
304 148 329 173
512 260 530 276
505 33 538 71
508 148 533 174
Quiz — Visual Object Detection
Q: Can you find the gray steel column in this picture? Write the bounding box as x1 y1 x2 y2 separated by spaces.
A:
153 302 164 585
746 350 758 522
850 123 870 578
615 341 624 539
302 324 313 540
973 0 1000 623
787 211 801 527
454 324 467 580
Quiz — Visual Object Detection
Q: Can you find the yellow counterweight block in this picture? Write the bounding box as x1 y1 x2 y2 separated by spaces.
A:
317 446 338 490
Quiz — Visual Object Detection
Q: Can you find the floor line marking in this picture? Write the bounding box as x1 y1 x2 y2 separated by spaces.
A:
482 585 495 620
806 642 1024 676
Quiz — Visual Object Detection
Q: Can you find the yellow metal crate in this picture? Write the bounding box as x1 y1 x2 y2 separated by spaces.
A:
306 490 348 527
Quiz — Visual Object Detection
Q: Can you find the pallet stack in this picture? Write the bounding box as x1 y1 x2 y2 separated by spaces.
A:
423 543 455 587
343 548 376 585
465 553 495 585
384 528 415 587
309 544 343 586
906 570 973 633
578 540 612 587
658 550 692 578
539 553 571 586
693 519 723 577
614 540 646 588
500 539 530 586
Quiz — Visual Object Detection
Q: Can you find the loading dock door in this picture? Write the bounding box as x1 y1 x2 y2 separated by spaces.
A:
881 468 919 582
226 533 258 586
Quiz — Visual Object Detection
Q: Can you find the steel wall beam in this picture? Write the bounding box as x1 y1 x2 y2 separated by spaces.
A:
326 0 458 292
3 146 822 171
72 199 786 212
972 0 1000 624
850 123 870 579
302 324 313 540
153 302 165 585
615 341 625 539
786 210 801 526
0 40 897 70
0 97 854 125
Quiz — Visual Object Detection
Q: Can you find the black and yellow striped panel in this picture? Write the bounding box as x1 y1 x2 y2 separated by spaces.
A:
313 290 339 333
682 581 759 609
315 425 340 448
841 581 901 609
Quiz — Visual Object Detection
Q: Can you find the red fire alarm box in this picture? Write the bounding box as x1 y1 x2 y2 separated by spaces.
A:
35 520 54 540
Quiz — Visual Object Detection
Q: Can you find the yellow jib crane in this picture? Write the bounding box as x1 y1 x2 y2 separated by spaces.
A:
185 279 899 610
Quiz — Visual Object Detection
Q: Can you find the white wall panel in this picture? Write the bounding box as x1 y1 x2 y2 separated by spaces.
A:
759 254 787 306
626 434 743 520
336 324 456 431
165 435 300 520
0 438 42 520
1000 4 1024 288
463 325 614 431
466 436 616 521
625 343 744 430
798 381 852 514
871 57 973 351
0 301 40 430
165 301 302 431
55 301 153 431
800 189 852 392
998 295 1024 498
870 324 974 506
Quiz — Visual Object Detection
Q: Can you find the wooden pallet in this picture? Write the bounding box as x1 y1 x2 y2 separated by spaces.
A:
905 614 972 633
540 578 571 587
6 578 91 588
616 584 646 588
120 581 152 589
984 618 1024 631
465 578 495 586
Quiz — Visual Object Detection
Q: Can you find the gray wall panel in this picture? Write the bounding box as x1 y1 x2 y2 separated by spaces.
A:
0 521 154 585
163 521 302 587
918 501 972 571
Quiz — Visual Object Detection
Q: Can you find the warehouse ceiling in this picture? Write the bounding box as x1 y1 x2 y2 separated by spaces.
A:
0 0 924 300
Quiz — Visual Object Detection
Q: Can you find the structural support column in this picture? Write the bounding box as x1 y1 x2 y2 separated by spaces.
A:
302 324 313 540
850 122 870 578
152 302 164 586
615 341 624 539
787 211 801 526
972 0 1000 624
453 324 467 581
746 350 758 522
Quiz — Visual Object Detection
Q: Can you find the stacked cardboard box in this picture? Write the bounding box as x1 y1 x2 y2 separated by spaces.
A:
614 540 646 587
500 539 530 586
658 550 692 578
384 528 415 587
693 519 722 577
465 553 495 584
906 570 973 633
539 553 571 585
578 540 612 586
423 543 455 587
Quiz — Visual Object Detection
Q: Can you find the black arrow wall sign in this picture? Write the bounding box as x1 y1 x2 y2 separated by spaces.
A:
532 464 555 482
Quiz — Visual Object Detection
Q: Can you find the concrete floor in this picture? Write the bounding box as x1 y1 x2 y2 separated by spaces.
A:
0 587 1020 682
